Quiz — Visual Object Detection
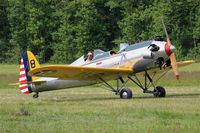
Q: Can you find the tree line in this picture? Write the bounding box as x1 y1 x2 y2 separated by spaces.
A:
0 0 200 64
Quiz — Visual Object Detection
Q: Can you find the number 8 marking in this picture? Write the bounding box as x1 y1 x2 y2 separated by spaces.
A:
30 59 36 68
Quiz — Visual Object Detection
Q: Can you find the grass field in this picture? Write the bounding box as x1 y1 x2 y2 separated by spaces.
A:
0 63 200 133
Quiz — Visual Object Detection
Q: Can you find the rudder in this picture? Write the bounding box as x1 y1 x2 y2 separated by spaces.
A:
19 51 40 94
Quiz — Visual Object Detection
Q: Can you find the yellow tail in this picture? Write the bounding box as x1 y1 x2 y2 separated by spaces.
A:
26 51 40 80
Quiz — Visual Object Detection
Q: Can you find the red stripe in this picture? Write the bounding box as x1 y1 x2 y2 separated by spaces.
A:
20 85 28 90
19 74 26 78
20 68 25 71
20 79 27 83
96 62 102 65
24 91 29 94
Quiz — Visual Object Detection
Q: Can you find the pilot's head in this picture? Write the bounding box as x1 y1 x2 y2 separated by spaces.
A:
87 52 93 61
154 36 164 41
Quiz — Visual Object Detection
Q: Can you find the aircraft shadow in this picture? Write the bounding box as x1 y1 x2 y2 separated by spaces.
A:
47 96 119 102
46 92 200 102
134 92 200 99
165 93 200 98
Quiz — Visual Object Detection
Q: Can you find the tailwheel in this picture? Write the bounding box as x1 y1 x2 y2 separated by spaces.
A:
153 86 166 97
33 92 39 99
120 88 132 99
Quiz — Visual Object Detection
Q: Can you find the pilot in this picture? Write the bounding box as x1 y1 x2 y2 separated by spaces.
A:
85 51 93 62
154 35 164 41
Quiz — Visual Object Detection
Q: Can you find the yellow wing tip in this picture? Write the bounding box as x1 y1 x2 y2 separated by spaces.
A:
9 83 20 86
177 60 195 64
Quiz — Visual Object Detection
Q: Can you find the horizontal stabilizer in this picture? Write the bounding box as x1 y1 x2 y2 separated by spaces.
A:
20 80 46 85
10 81 46 86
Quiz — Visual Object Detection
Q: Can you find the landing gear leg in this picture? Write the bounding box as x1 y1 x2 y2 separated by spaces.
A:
99 77 133 99
128 71 166 98
33 92 39 98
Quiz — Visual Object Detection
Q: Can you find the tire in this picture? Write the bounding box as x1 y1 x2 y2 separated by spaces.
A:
120 88 132 99
33 93 39 98
153 86 166 97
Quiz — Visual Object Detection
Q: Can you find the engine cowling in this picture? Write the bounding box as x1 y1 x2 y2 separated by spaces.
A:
142 51 153 59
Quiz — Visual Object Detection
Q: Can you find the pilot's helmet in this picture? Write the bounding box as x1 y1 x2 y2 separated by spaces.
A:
87 52 93 56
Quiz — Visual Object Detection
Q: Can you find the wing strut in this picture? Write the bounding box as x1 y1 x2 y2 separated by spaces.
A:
99 76 128 94
99 76 133 99
128 70 167 97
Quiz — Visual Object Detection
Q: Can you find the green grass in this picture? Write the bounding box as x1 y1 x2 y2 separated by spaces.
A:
0 63 200 133
179 62 200 71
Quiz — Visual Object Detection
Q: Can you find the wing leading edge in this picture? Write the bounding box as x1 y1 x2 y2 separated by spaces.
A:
28 65 133 82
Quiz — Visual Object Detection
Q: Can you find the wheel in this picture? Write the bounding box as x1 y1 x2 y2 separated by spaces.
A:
120 88 132 99
153 86 166 97
33 93 39 98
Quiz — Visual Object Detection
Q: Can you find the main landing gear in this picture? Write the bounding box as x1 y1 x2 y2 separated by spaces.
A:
100 77 133 99
120 88 132 99
100 71 166 99
128 71 166 98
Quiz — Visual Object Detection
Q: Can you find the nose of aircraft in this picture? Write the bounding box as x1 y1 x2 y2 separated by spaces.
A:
170 45 176 53
165 43 176 56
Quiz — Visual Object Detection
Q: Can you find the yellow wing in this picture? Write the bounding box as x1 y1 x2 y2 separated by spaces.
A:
176 60 196 67
28 65 133 81
138 60 196 76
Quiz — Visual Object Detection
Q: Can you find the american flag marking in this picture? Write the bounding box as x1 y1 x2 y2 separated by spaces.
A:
19 58 29 94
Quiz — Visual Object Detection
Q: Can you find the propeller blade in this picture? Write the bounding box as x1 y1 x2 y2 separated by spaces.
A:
161 17 179 80
170 53 179 80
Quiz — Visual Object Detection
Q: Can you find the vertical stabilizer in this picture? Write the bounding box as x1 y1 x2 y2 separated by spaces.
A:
19 51 40 94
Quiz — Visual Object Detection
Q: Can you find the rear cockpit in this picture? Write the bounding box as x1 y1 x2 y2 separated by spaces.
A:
92 49 116 61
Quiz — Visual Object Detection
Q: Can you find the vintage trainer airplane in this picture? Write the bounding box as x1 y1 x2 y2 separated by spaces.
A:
18 20 195 99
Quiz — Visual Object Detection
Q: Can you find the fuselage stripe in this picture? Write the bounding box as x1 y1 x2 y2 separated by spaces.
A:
20 79 27 83
21 88 29 93
20 65 24 69
20 68 25 71
19 71 26 75
20 85 28 90
19 77 27 82
19 57 30 94
19 74 26 78
19 84 28 88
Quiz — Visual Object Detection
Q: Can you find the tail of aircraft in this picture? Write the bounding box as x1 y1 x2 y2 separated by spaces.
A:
19 51 40 94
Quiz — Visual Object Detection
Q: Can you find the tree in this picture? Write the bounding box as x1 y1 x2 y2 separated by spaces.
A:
51 0 123 63
8 0 29 63
0 0 11 63
0 0 199 63
25 0 59 63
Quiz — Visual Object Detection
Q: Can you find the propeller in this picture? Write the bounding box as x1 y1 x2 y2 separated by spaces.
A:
161 17 179 80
